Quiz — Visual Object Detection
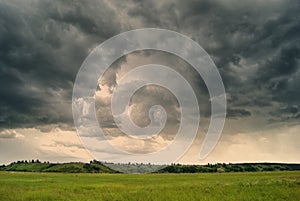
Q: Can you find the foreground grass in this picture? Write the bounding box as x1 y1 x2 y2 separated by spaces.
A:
0 171 299 201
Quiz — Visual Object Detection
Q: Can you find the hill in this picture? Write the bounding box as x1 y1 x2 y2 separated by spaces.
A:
0 160 117 173
158 163 300 173
1 160 299 173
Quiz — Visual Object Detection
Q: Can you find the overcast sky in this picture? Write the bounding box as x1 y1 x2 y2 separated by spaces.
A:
0 0 299 164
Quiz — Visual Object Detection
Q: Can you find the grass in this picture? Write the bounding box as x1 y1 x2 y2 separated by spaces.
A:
0 171 299 201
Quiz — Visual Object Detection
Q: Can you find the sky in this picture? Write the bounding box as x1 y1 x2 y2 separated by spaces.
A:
0 0 299 165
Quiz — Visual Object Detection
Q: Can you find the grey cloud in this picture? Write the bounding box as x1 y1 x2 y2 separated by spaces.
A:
95 50 210 140
119 0 299 125
42 0 121 38
227 108 251 119
36 124 76 133
0 0 121 129
0 0 299 135
269 105 300 123
0 0 299 165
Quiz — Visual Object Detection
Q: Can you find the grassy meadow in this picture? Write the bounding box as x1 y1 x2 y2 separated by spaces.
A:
0 171 299 201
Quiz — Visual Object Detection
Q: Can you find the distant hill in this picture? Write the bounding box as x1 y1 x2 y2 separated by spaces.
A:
0 160 117 173
103 162 166 173
158 163 300 173
1 160 299 173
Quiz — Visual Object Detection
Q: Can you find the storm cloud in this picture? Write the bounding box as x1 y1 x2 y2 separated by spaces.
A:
0 0 299 163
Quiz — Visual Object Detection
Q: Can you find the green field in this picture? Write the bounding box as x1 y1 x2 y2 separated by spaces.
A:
0 171 299 201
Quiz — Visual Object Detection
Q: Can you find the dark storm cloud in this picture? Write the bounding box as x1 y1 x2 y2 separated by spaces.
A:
0 0 120 129
41 0 120 38
269 105 300 123
0 0 299 133
227 108 251 119
121 0 300 125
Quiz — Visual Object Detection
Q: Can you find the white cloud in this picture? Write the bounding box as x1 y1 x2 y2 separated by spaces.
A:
0 129 24 139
